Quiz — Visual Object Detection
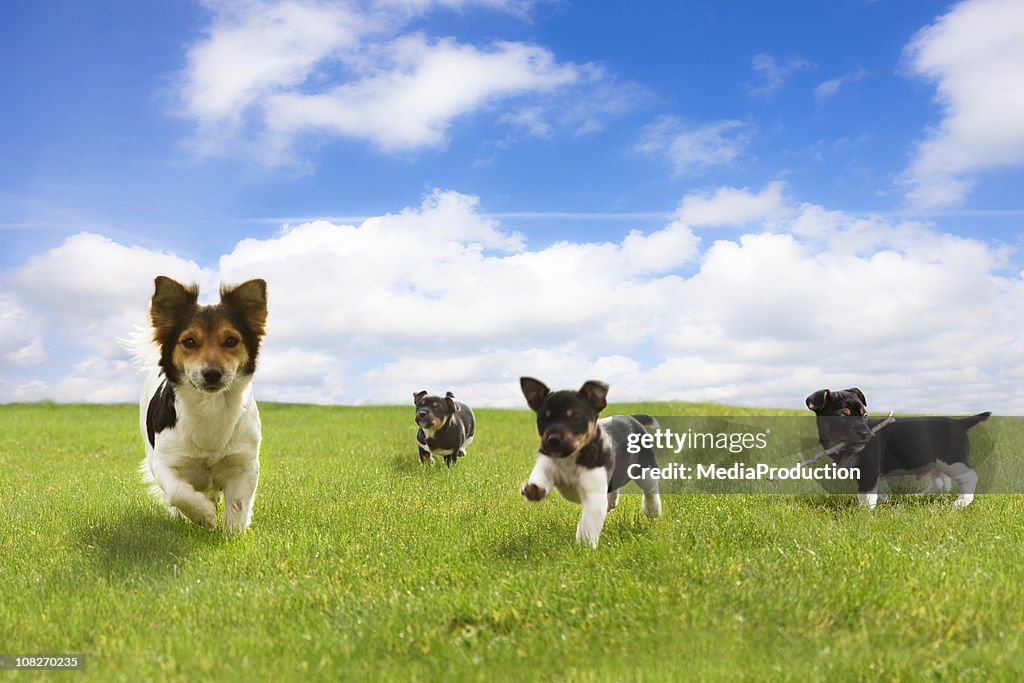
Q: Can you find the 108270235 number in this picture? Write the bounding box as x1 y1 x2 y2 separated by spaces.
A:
0 654 84 670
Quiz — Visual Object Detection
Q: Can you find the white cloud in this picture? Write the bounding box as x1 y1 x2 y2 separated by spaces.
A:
2 186 1021 414
814 67 867 103
0 294 45 368
636 117 754 176
746 53 814 98
176 0 604 162
12 233 211 349
499 106 554 139
49 358 141 403
181 0 366 127
261 35 578 154
902 0 1024 208
676 182 788 227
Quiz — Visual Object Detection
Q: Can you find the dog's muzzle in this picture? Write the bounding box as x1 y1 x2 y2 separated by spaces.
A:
540 432 575 458
193 367 228 392
415 411 438 430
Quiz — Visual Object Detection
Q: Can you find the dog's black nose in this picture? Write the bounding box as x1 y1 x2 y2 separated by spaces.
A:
546 433 562 448
202 368 223 384
416 409 427 418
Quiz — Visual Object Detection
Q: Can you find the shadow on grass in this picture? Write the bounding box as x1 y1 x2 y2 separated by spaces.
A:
391 453 422 473
77 510 229 582
493 532 540 560
390 453 465 473
795 490 954 517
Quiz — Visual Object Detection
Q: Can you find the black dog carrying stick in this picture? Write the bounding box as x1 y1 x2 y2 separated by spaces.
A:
769 411 896 480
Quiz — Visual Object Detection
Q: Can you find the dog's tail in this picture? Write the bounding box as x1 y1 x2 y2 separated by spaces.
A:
959 411 992 430
117 324 159 370
631 414 660 429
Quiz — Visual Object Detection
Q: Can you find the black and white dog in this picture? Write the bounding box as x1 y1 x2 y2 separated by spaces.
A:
806 387 990 509
519 377 661 547
136 276 268 532
414 390 475 466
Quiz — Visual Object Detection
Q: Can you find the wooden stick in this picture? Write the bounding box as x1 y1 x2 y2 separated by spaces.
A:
769 412 895 480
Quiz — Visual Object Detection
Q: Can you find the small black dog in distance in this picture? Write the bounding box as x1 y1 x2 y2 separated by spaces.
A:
414 390 476 466
519 377 661 548
806 387 990 509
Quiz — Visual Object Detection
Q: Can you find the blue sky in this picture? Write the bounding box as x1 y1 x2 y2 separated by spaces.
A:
2 0 1023 412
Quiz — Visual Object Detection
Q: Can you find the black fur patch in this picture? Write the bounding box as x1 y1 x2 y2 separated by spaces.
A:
146 379 177 447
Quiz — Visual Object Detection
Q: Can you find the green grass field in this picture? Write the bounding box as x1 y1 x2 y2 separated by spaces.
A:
2 402 1024 681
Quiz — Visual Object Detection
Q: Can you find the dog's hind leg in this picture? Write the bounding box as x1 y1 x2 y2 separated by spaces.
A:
607 490 619 511
918 468 953 495
460 433 474 458
632 453 662 519
937 462 977 508
632 472 661 519
876 479 890 504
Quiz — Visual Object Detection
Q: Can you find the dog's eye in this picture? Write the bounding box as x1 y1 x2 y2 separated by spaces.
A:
224 337 239 348
181 338 197 349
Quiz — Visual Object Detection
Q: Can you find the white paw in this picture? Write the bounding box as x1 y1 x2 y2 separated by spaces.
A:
178 501 218 529
857 492 878 510
953 494 974 509
642 494 662 519
575 528 601 548
223 501 252 533
222 518 250 534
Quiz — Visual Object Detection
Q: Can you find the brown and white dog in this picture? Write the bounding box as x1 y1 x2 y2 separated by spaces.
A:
137 276 268 532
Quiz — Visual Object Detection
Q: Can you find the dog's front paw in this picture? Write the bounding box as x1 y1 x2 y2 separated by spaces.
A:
222 518 250 534
177 501 217 529
189 509 218 529
521 482 547 501
575 527 601 548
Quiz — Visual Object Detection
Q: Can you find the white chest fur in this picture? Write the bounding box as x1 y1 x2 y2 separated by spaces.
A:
139 368 262 532
525 451 610 548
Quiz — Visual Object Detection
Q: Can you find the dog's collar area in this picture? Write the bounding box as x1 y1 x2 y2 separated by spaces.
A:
780 412 897 474
569 424 604 460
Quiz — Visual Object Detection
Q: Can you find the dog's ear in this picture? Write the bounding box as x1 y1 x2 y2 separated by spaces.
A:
221 279 268 338
445 391 456 412
520 377 550 411
150 276 198 341
413 390 427 404
845 387 866 407
579 380 609 413
806 389 829 412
